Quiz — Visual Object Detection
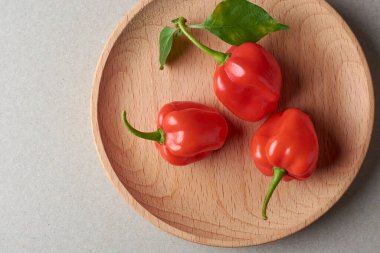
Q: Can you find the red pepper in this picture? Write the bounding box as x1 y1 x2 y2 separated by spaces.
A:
122 101 228 166
173 18 282 122
214 42 282 122
250 108 319 219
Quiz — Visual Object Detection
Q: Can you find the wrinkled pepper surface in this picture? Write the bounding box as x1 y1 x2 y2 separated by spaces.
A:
250 108 319 219
214 42 282 122
122 101 228 166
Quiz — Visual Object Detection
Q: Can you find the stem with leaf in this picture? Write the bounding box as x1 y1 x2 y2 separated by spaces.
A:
172 17 230 65
158 0 288 69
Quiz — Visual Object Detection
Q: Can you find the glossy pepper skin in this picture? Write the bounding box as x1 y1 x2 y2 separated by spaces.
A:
214 42 282 122
250 108 319 219
122 101 228 166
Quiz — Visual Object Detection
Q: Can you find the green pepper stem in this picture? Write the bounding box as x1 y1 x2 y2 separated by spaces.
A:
121 111 165 145
174 17 229 65
187 24 205 29
262 167 287 220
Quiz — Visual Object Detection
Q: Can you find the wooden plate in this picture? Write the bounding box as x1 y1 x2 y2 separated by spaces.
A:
91 0 374 247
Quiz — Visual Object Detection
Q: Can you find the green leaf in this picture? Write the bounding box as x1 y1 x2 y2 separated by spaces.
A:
200 0 288 46
159 26 178 70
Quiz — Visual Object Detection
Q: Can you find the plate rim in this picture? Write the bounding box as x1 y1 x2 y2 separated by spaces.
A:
91 0 374 247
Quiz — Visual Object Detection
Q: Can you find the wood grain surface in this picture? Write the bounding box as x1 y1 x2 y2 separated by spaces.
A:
91 0 374 247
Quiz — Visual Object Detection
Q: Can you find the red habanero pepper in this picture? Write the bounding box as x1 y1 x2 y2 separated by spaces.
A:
174 18 282 122
122 101 228 166
250 108 319 219
214 43 282 122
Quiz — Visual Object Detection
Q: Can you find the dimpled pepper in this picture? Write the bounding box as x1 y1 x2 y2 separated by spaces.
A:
171 18 282 122
122 101 228 166
214 42 282 121
250 108 319 219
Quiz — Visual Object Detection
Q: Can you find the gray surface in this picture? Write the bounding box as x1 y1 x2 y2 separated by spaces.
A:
0 0 379 252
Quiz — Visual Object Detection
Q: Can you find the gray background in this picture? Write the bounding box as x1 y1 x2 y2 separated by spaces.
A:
0 0 379 252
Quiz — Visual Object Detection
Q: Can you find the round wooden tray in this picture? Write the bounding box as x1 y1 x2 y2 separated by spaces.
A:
91 0 374 247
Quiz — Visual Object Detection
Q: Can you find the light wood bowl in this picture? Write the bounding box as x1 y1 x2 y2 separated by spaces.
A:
91 0 374 247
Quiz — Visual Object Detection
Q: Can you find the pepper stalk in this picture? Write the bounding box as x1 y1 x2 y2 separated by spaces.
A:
172 17 230 66
262 167 287 220
122 111 165 145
